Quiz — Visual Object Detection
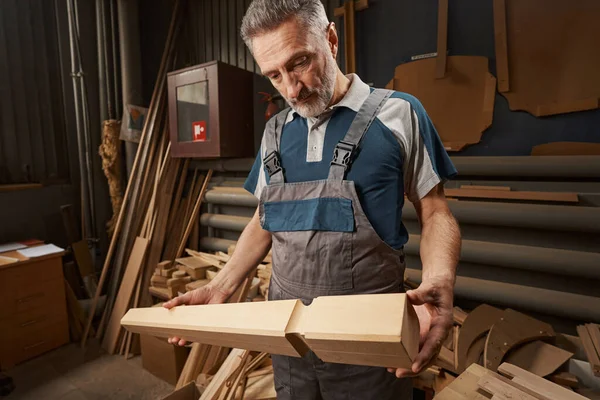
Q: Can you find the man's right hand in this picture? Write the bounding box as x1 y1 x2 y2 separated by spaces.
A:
162 283 230 346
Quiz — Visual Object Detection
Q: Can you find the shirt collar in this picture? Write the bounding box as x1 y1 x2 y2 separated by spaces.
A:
291 73 371 121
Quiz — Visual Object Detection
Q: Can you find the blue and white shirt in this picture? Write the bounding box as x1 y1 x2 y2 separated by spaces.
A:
244 74 457 249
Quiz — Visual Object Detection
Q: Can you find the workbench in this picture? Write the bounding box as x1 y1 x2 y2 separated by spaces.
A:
0 249 69 369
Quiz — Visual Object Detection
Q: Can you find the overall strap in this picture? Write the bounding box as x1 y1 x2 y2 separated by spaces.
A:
328 89 393 180
262 108 290 185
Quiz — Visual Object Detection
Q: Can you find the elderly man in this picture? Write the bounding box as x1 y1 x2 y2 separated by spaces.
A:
165 0 461 398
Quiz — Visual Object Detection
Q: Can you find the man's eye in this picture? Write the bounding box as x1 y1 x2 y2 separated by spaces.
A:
295 57 308 67
270 73 280 81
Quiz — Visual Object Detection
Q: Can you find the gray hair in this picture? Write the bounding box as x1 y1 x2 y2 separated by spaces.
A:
241 0 330 52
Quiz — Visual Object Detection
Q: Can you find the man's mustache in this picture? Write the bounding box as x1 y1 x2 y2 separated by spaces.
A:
289 88 314 103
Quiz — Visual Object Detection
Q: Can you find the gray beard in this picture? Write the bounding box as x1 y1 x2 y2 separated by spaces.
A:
286 55 337 118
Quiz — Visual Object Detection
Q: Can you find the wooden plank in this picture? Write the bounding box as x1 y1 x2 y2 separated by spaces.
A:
493 0 509 92
498 363 587 400
445 188 579 203
200 349 246 400
459 185 511 191
102 237 149 354
504 341 573 377
577 325 600 376
548 372 579 388
434 363 491 400
71 240 94 278
435 0 449 79
453 307 468 325
484 309 555 372
531 142 600 156
477 375 538 400
457 304 503 372
176 343 211 390
586 324 600 362
176 257 212 280
121 293 418 368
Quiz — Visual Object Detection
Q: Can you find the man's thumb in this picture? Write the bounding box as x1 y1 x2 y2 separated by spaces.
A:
406 283 432 306
163 292 189 309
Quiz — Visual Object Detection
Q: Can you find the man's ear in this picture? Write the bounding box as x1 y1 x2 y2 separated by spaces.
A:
327 22 339 59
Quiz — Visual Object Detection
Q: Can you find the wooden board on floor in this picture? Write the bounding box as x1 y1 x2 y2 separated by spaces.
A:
495 0 600 117
102 237 149 354
121 293 419 369
393 55 496 151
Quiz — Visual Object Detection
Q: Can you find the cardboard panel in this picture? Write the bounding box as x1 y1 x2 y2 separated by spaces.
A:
393 56 496 151
496 0 600 116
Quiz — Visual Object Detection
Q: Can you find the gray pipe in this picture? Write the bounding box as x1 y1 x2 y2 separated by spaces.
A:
403 201 600 234
203 188 600 233
405 235 600 280
199 213 600 280
451 155 600 178
199 236 600 322
405 269 600 323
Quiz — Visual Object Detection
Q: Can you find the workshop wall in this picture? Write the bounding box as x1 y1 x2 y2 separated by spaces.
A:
354 0 600 156
140 0 600 157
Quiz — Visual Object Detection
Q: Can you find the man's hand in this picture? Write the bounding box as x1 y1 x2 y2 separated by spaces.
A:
163 283 230 346
388 277 454 378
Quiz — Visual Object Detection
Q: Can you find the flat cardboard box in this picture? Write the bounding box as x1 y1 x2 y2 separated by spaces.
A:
140 334 190 385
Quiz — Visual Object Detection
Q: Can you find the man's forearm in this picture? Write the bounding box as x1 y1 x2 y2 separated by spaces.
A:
211 207 272 296
419 209 461 285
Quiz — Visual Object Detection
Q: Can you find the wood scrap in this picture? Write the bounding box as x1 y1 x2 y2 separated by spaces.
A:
504 340 573 377
176 256 212 279
484 309 555 372
200 349 247 400
456 304 503 372
453 307 468 326
577 324 600 377
548 372 579 389
102 237 149 354
186 279 211 292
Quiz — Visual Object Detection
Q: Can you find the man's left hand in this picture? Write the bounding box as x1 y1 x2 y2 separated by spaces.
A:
388 277 454 378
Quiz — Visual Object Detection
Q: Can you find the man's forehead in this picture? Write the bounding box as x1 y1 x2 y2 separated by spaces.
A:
252 20 316 73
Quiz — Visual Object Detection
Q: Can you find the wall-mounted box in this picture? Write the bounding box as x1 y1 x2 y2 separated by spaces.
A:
167 61 255 158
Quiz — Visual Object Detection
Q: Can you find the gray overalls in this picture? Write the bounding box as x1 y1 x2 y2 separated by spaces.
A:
259 89 413 400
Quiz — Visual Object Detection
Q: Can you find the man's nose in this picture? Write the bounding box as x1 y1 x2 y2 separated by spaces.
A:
283 74 302 99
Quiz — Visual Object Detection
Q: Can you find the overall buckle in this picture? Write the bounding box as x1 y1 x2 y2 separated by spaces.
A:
331 140 356 171
263 150 282 177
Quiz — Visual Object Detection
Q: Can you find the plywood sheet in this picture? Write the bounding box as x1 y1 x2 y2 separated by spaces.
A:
393 56 496 151
495 0 600 116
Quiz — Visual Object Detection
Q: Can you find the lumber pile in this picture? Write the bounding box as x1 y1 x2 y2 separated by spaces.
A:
79 0 219 357
414 303 600 398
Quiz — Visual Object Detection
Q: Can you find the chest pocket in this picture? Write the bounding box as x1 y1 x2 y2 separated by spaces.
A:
261 196 354 291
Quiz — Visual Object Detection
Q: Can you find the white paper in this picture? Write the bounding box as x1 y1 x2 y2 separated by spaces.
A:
17 244 64 258
0 242 27 253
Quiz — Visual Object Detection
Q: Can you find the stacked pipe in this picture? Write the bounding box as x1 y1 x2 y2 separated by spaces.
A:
196 177 600 322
